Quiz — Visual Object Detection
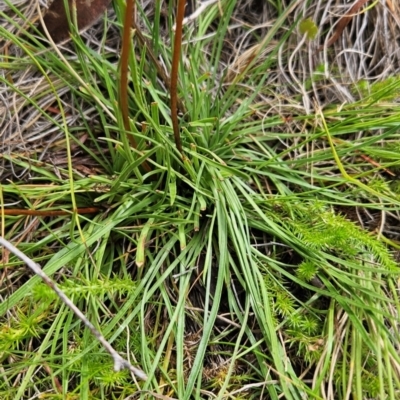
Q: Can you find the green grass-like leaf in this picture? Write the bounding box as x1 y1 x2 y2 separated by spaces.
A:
1 0 400 399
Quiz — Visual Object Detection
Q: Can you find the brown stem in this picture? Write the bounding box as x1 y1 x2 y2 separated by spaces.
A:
170 0 186 155
120 0 152 173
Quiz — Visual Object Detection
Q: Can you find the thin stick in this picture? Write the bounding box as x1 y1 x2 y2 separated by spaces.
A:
170 0 186 155
0 236 148 381
120 0 151 172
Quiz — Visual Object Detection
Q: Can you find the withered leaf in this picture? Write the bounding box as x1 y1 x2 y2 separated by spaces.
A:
38 0 112 44
318 0 370 52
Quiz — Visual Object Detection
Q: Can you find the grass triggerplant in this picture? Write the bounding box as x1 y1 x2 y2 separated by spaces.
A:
1 0 400 399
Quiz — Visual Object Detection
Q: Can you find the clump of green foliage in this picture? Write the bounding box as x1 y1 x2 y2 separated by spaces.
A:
1 0 400 399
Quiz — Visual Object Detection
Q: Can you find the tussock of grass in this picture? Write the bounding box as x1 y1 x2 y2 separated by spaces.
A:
1 0 400 399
